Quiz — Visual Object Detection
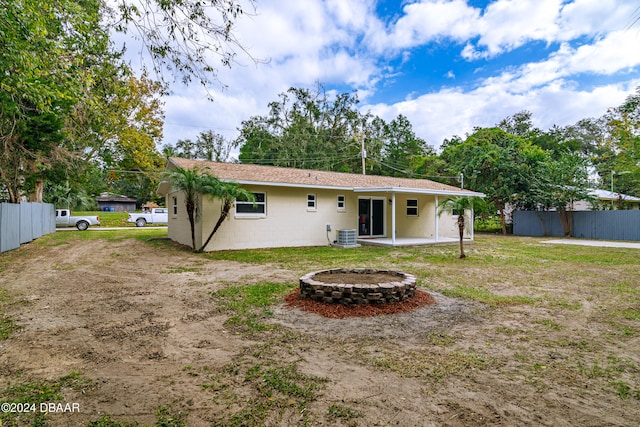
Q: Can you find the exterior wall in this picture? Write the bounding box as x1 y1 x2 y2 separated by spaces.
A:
438 210 472 239
166 185 471 251
200 186 359 251
166 191 203 250
361 193 439 239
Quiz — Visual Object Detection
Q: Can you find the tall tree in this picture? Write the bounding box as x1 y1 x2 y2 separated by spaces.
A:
237 85 364 172
380 115 434 177
1 0 253 203
111 0 257 90
441 128 546 234
602 88 640 198
497 111 541 140
522 151 593 236
164 130 238 162
0 0 109 202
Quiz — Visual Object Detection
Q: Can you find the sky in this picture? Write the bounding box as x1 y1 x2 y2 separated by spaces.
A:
152 0 640 153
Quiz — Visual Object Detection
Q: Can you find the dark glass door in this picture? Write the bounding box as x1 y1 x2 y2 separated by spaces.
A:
358 199 370 236
358 198 385 237
372 199 384 235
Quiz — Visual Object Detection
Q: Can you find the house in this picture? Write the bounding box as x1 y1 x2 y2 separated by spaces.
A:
574 189 640 210
96 193 137 212
157 158 484 251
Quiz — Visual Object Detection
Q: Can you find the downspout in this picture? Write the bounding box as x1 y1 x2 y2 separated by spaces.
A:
391 192 396 246
435 195 439 243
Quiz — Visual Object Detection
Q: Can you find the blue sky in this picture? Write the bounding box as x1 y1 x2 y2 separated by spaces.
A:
158 0 640 152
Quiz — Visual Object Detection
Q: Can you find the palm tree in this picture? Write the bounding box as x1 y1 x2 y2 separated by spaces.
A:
200 180 254 252
162 166 254 252
437 196 486 258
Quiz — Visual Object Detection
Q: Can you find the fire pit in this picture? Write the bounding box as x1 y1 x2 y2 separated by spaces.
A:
299 268 416 305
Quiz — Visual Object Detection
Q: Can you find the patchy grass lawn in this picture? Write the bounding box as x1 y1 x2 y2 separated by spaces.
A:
0 232 638 426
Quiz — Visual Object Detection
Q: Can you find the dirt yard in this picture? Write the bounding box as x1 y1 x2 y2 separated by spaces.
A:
0 234 638 426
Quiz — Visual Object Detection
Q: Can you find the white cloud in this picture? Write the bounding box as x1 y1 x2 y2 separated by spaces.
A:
158 0 640 157
472 0 563 56
371 0 480 52
365 78 640 150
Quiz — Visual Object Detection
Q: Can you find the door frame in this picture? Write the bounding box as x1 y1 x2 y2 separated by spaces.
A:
357 196 386 237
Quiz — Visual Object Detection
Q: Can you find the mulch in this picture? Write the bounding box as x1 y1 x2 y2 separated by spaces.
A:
283 289 436 319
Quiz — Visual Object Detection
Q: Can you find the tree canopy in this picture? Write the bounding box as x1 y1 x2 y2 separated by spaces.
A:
236 85 434 176
1 0 253 205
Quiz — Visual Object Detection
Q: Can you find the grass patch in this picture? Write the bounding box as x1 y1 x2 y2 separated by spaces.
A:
0 289 18 340
327 403 363 421
33 228 168 246
86 405 186 427
208 361 329 427
212 282 295 334
0 372 91 426
205 245 395 270
440 285 538 307
0 316 17 340
74 211 135 228
371 347 497 384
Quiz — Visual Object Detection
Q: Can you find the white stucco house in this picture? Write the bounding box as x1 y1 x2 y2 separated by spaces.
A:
158 158 484 251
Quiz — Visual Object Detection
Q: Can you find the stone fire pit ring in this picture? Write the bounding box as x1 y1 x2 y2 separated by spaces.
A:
299 268 416 305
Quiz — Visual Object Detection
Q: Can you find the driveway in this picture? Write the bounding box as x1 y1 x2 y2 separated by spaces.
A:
56 226 167 231
543 238 640 249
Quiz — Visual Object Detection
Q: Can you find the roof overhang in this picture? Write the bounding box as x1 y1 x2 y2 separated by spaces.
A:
158 179 485 197
353 187 485 197
157 181 172 196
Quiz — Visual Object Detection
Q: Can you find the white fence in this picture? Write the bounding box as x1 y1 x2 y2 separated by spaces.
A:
0 203 56 253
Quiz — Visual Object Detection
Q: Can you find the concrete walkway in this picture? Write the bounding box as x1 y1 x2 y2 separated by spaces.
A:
542 239 640 249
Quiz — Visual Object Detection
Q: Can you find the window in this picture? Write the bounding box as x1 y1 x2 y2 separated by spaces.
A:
236 192 266 216
337 195 346 212
307 194 316 211
172 197 178 215
406 199 418 216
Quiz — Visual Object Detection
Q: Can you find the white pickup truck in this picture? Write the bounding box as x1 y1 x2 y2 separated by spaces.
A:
55 209 101 231
127 208 168 227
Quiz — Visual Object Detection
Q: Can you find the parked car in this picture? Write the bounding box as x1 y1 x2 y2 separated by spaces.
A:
55 209 100 231
127 208 168 227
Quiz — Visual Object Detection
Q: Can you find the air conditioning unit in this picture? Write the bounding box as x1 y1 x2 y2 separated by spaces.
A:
335 229 359 248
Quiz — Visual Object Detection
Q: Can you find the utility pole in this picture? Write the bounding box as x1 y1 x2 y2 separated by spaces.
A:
360 133 366 175
460 172 464 189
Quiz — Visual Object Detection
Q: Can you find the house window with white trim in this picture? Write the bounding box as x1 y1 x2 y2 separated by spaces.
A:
172 196 178 216
406 199 418 216
337 195 346 212
236 192 266 216
307 194 317 211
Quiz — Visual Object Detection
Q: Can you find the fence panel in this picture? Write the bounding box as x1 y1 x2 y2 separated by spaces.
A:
43 203 56 235
0 202 55 253
514 210 640 241
0 203 21 253
513 211 564 237
20 202 34 243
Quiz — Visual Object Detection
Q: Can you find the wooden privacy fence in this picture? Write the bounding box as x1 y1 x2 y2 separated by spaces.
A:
513 210 640 241
0 203 56 253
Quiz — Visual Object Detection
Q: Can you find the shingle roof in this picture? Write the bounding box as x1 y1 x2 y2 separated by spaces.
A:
166 158 482 196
